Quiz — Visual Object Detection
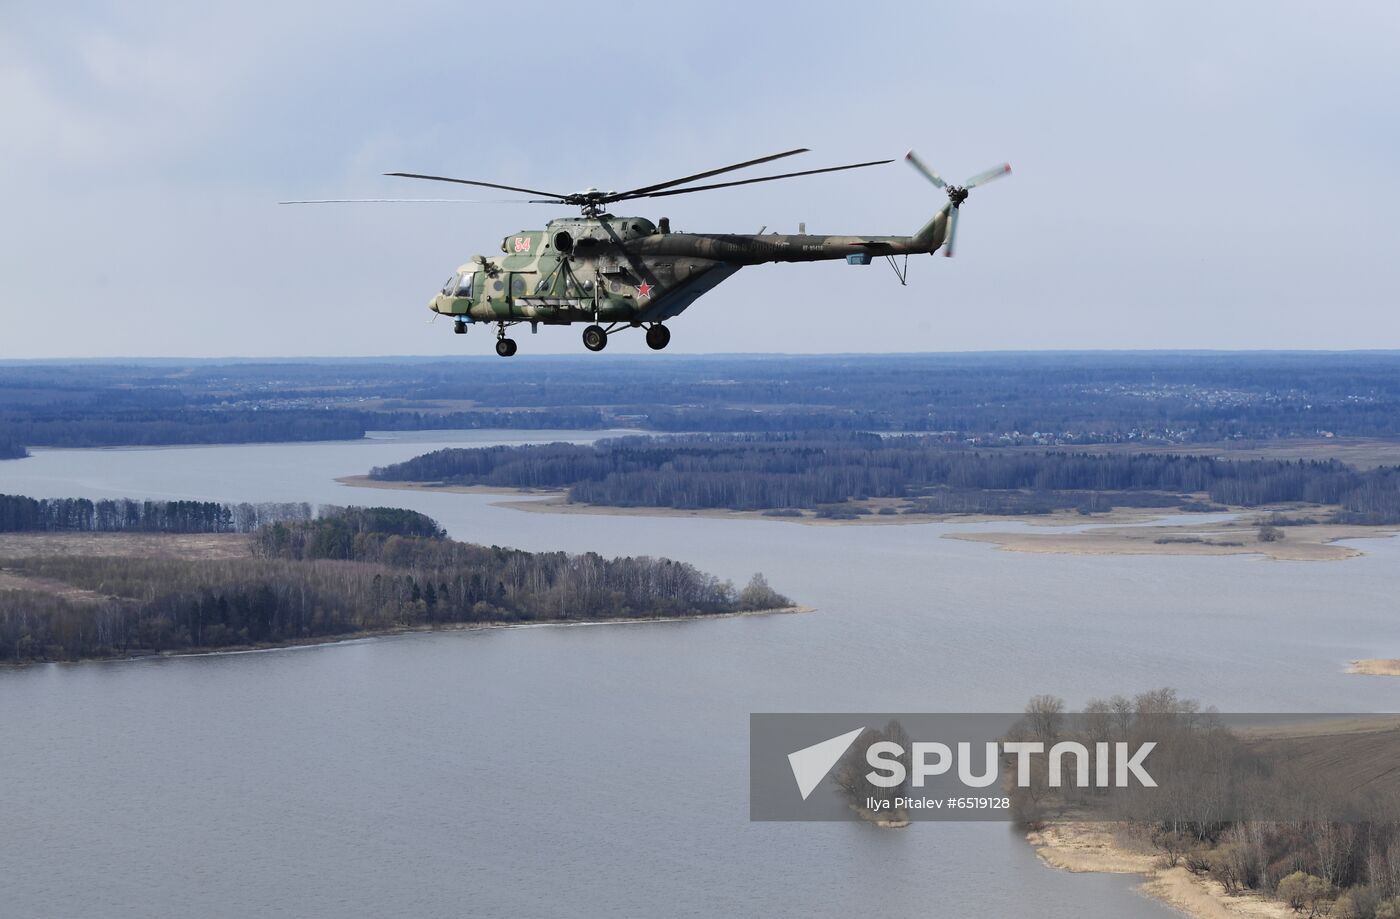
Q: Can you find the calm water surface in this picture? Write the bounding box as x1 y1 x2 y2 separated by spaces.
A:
3 431 1397 918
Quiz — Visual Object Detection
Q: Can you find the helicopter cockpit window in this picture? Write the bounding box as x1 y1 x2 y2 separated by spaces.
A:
454 272 474 297
441 276 456 296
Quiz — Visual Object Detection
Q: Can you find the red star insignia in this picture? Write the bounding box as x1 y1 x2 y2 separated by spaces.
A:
637 281 653 298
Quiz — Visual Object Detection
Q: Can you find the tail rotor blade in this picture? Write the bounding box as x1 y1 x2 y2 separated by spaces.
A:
963 163 1012 189
905 150 947 189
904 151 1010 257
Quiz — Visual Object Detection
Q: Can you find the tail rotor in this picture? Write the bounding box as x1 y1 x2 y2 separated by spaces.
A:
905 151 1011 257
904 150 947 189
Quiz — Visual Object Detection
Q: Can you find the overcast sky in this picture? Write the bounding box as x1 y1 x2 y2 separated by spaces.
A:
2 1 1397 358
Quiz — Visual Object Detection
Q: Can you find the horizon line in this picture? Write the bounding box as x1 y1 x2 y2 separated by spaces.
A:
5 348 1400 365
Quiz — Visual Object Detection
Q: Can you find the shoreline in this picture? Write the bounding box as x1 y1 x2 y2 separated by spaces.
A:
949 518 1400 562
1028 820 1291 919
847 802 911 828
337 477 1400 560
3 604 814 669
335 475 1236 529
1347 658 1400 676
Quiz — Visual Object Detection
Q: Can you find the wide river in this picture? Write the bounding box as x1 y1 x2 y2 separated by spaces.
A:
3 431 1398 918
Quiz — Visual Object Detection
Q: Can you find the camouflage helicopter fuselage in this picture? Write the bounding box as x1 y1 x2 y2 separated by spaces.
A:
428 205 952 328
281 145 1008 353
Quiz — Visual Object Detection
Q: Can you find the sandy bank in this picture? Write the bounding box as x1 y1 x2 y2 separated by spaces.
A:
949 517 1397 561
1029 821 1290 919
336 475 550 498
846 802 911 828
1348 659 1400 676
341 476 1400 559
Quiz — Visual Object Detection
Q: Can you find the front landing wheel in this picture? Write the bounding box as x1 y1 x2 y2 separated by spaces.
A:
645 324 671 350
495 338 517 357
582 324 608 352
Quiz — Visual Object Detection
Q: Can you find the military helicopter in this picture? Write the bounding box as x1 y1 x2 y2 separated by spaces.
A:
284 149 1009 356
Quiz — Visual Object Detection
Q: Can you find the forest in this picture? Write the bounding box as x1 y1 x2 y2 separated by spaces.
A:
3 410 367 447
369 433 1400 522
0 407 607 449
1007 691 1400 919
0 495 314 533
0 506 789 662
5 352 1400 452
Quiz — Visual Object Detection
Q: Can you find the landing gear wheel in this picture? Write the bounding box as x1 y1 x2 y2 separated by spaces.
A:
645 324 671 350
453 320 467 335
495 338 517 357
582 324 608 352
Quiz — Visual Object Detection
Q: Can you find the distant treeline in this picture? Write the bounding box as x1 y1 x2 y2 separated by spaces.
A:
7 353 1400 450
0 506 789 662
0 495 313 534
365 408 605 432
370 433 1400 521
0 437 27 460
0 408 606 451
2 411 366 448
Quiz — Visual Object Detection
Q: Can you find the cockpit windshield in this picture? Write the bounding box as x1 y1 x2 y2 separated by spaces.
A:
442 272 474 298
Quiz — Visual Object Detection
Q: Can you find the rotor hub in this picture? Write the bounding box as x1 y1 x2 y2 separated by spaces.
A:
563 189 610 216
948 186 969 208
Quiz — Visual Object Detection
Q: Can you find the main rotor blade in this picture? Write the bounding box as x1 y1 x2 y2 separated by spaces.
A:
904 150 946 189
279 198 532 204
605 148 809 201
384 172 567 198
614 159 893 202
944 206 959 257
963 163 1012 189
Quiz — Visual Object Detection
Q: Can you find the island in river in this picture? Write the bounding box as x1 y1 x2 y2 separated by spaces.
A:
339 476 1398 563
350 433 1400 562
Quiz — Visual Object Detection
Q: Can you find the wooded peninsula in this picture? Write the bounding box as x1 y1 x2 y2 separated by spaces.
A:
0 503 790 663
368 434 1400 523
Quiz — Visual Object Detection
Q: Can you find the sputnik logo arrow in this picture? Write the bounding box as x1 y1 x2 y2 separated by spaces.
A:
787 727 866 801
